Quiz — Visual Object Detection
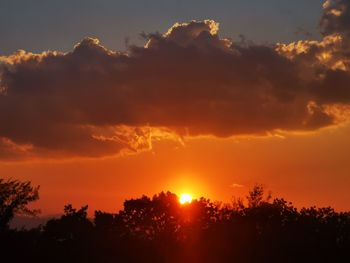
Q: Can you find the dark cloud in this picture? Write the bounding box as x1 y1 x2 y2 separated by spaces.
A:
320 0 350 36
1 5 350 160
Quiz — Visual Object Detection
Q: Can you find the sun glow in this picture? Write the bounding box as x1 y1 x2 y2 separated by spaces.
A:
179 193 193 205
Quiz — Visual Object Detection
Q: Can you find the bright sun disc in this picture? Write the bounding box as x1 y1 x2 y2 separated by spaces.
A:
179 194 193 205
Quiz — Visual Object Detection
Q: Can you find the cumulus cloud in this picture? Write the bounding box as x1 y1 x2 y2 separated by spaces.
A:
1 3 350 160
145 20 232 51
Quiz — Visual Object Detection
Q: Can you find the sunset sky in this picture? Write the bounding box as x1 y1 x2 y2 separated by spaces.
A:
1 0 350 215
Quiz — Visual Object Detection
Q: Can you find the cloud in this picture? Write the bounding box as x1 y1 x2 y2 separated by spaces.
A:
1 4 350 160
320 0 350 36
0 137 33 160
230 183 244 189
145 20 232 51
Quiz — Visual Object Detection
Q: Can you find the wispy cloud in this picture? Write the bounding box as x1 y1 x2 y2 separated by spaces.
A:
230 183 245 188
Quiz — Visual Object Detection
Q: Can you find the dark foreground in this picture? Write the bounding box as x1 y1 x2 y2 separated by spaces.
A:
1 182 349 263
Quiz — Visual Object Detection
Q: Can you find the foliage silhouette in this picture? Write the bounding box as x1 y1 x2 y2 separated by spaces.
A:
0 181 349 262
0 178 39 230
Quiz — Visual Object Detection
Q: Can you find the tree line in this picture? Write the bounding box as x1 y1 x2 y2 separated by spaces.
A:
0 178 349 262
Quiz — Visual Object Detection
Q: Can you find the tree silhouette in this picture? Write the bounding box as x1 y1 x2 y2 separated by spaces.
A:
1 179 350 263
0 178 39 230
44 204 93 242
246 184 271 208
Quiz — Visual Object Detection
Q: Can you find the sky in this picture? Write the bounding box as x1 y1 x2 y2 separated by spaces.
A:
1 0 350 215
1 0 323 54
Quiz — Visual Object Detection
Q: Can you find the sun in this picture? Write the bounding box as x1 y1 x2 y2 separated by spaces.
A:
179 193 193 205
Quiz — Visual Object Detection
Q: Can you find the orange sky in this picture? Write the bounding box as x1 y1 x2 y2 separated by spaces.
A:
1 1 350 215
1 122 349 215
